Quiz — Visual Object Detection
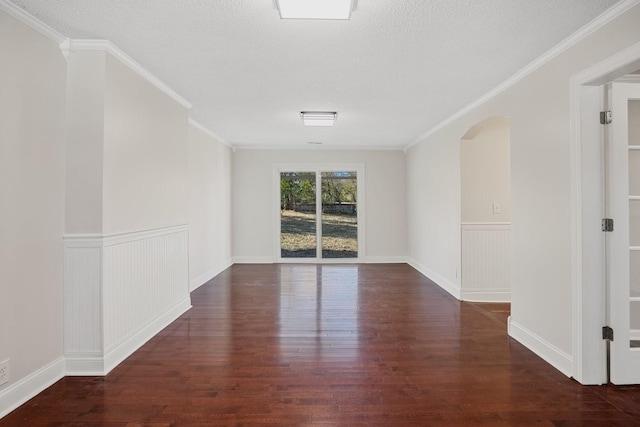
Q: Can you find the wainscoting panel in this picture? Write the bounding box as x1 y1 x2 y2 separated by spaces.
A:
461 223 511 302
64 225 191 375
63 238 103 356
102 227 189 352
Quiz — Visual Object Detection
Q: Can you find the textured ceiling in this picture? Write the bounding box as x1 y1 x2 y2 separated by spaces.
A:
10 0 621 149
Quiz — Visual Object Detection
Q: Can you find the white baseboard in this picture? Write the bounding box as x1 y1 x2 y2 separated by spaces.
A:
407 258 461 300
364 256 407 264
64 356 105 376
66 297 192 376
461 290 511 303
508 316 573 377
232 257 275 264
0 357 65 419
631 329 640 341
189 259 233 291
232 256 409 265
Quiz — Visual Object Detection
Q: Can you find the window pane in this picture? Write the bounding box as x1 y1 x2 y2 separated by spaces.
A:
321 171 358 258
280 172 316 258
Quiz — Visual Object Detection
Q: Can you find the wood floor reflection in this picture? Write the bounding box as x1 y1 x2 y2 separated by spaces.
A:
3 263 640 425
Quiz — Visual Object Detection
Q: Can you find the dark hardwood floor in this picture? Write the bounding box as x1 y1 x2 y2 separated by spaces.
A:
3 263 640 426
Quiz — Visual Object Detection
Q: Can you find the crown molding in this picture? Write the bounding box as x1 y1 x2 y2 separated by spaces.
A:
65 39 192 110
406 0 640 150
0 2 193 109
188 118 232 148
0 0 65 43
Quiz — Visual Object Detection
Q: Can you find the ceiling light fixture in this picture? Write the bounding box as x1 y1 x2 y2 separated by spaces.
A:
276 0 355 20
300 111 337 127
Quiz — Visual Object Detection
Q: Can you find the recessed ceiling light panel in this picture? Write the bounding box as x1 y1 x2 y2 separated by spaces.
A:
276 0 354 20
301 111 337 127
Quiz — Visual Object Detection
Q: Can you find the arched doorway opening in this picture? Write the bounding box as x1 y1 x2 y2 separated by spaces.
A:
460 116 512 302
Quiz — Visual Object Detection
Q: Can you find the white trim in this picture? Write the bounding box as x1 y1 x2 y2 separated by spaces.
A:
406 0 640 149
188 118 233 148
573 44 640 87
0 3 193 109
570 85 603 385
63 234 103 247
508 317 573 377
616 74 640 83
0 0 66 43
103 224 189 246
189 259 233 292
233 257 276 264
570 40 640 385
407 257 461 300
0 357 65 419
64 224 189 246
461 290 510 303
64 356 105 376
364 256 407 264
631 329 640 341
65 39 192 109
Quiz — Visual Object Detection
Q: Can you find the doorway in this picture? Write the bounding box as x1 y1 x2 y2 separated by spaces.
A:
459 116 512 302
572 41 640 385
276 165 364 262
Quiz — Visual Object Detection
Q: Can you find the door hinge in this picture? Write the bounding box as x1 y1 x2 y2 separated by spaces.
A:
600 110 612 125
603 326 614 341
602 218 614 232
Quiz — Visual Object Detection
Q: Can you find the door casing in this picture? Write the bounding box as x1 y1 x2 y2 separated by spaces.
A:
571 40 640 384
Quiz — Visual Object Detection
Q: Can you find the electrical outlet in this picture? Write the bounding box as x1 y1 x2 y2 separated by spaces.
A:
0 360 9 386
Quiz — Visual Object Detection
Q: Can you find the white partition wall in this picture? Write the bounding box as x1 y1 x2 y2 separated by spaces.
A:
63 46 192 375
187 121 233 291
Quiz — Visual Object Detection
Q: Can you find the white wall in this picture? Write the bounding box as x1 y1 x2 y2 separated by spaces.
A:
188 122 233 290
407 4 640 374
64 50 105 234
0 6 66 400
62 48 192 376
103 54 189 234
232 149 406 263
461 116 511 223
407 128 463 298
0 3 232 415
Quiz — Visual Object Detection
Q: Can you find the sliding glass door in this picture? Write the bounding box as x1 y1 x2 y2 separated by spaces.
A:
279 167 362 261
